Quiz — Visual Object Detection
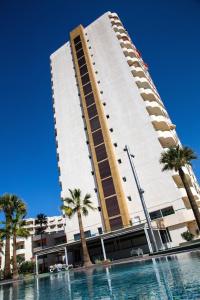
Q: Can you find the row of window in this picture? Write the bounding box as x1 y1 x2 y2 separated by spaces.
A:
73 35 122 231
149 206 175 221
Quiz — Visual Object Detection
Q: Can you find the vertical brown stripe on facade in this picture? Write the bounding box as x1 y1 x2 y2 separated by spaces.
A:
70 25 130 232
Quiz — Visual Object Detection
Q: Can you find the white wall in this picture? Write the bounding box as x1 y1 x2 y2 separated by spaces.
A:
50 44 102 241
84 12 186 223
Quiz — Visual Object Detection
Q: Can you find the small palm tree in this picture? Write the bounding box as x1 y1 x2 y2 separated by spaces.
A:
160 145 200 230
11 198 29 280
35 213 47 271
0 194 17 279
61 189 96 267
35 213 47 247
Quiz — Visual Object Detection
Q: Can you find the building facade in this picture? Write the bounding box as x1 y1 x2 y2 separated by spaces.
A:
0 215 66 271
50 12 200 247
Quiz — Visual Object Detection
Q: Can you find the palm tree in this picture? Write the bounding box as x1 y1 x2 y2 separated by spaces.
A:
0 194 17 279
11 198 29 280
61 189 96 267
160 145 200 230
35 213 47 272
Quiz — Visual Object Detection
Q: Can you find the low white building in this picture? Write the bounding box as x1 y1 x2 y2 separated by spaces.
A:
0 215 66 271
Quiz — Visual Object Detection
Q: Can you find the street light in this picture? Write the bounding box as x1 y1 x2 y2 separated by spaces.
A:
124 145 158 252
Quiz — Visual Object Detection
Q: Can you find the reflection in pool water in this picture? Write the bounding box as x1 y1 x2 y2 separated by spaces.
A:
1 251 200 299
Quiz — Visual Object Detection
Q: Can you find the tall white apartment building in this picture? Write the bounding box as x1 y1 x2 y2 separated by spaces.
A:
50 12 200 247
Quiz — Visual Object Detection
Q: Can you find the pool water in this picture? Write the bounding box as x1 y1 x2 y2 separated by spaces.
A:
1 251 200 299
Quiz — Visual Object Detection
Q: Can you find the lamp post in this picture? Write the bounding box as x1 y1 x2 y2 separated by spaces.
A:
124 145 158 252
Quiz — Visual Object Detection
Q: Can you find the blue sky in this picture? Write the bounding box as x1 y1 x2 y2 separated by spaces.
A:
0 0 199 217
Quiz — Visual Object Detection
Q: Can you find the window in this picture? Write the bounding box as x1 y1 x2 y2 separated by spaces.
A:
16 242 24 250
98 159 111 179
92 129 104 146
85 93 95 106
75 42 82 52
87 104 97 119
161 206 175 217
102 177 115 198
76 48 84 59
95 144 107 162
83 82 92 95
90 116 101 132
74 230 91 241
98 227 103 235
150 206 175 220
74 36 81 44
81 73 90 86
74 35 81 44
78 56 86 68
150 210 162 220
109 216 122 230
80 64 88 76
105 196 120 217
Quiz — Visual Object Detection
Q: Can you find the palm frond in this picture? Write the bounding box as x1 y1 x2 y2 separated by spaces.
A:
61 205 75 219
63 197 75 206
82 206 89 216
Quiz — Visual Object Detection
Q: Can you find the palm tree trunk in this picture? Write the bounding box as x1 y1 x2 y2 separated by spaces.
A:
4 216 11 279
12 232 19 280
179 167 200 231
40 231 45 273
77 209 92 267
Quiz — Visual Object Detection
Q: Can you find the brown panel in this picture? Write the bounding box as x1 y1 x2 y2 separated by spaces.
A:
78 56 86 68
87 104 97 119
102 177 115 198
92 130 104 146
95 144 107 162
90 116 101 132
75 42 82 52
74 36 81 44
105 196 120 217
76 48 84 59
83 82 92 95
81 73 90 86
109 216 123 230
98 159 111 179
80 65 88 76
85 93 95 106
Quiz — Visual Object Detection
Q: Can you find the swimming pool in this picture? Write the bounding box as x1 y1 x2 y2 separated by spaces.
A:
1 251 200 299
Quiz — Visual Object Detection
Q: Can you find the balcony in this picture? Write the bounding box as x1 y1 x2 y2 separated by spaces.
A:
112 25 126 35
32 234 43 242
130 65 146 77
123 48 137 58
157 131 178 148
109 12 119 19
164 209 197 227
139 87 159 102
150 115 171 131
135 77 151 89
33 246 43 253
111 20 122 27
116 32 130 41
120 41 134 50
126 56 140 67
180 187 200 202
145 101 164 116
172 168 193 188
16 248 25 255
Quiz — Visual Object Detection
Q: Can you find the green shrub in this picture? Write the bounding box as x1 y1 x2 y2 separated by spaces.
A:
19 261 35 274
181 231 194 242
